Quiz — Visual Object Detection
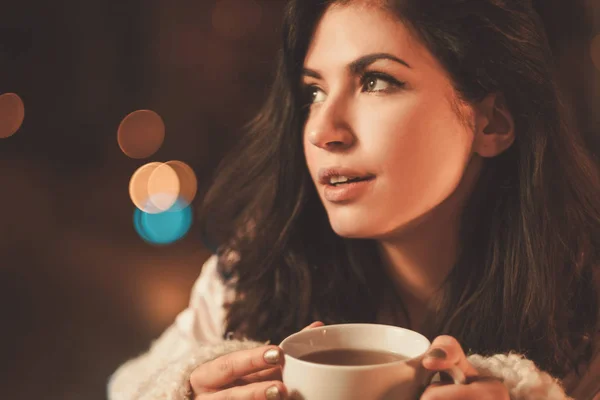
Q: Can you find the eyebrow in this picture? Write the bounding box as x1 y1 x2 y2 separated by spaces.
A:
302 52 412 79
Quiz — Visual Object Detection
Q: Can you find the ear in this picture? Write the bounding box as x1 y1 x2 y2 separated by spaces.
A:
472 93 515 158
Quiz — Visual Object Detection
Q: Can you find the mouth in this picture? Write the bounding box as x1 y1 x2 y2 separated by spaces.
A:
326 175 376 187
321 175 376 203
317 167 376 187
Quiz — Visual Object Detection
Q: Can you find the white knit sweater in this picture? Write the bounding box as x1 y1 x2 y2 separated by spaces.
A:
107 255 597 400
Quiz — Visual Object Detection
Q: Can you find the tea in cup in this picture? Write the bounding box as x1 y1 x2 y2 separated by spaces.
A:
280 323 463 400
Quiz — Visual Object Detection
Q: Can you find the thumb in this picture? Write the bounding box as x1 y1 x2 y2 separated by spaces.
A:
422 335 478 378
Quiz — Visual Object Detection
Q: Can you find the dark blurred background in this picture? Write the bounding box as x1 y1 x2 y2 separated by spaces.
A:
0 1 599 399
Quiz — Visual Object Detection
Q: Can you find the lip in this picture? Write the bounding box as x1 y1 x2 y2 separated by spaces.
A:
317 167 375 185
323 176 376 202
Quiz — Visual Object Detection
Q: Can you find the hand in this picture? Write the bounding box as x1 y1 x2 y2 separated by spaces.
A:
188 321 324 399
420 335 509 400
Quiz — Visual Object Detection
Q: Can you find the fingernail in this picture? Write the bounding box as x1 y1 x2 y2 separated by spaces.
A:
263 348 280 364
265 385 281 400
426 348 447 360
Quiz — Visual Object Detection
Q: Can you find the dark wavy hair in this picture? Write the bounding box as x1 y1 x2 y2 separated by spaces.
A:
198 0 600 377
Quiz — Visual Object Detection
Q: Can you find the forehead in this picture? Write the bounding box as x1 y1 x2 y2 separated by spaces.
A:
303 3 434 70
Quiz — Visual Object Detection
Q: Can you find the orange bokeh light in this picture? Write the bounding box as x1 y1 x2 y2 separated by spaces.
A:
161 160 198 209
0 93 25 139
147 162 180 212
129 161 198 214
118 110 165 159
138 276 189 329
129 162 165 214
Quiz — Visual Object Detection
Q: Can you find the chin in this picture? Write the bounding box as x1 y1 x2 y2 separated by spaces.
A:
323 204 380 238
328 210 418 241
328 219 379 239
333 230 369 239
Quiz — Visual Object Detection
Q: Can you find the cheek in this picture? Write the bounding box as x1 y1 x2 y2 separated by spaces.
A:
361 96 474 173
361 99 475 227
388 127 472 210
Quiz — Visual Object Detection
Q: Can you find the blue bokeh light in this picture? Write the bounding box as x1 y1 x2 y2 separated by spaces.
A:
134 199 193 245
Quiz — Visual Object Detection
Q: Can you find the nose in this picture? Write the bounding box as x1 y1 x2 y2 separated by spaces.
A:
304 95 356 151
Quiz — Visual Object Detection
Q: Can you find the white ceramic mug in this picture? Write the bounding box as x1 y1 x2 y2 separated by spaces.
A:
280 324 464 400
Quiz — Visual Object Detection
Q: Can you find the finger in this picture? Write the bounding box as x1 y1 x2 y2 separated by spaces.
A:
424 381 447 390
422 335 478 377
238 366 282 384
198 380 287 400
191 345 283 392
301 321 324 331
421 378 509 400
221 367 282 389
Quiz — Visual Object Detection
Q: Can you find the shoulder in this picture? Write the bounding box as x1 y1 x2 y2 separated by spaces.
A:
190 252 238 307
173 254 235 344
191 254 224 295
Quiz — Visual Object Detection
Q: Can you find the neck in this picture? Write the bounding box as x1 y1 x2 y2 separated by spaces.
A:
377 204 460 330
376 154 483 332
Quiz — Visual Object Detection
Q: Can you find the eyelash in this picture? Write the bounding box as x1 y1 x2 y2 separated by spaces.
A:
359 72 405 93
302 71 406 107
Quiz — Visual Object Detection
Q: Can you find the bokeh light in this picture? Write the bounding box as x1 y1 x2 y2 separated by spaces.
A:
138 275 190 329
591 34 600 72
117 110 165 159
0 93 25 139
129 160 198 214
129 162 165 214
160 160 198 210
147 162 180 212
134 201 193 245
211 0 263 41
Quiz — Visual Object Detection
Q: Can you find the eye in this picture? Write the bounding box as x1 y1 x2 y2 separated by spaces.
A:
360 72 404 93
303 85 327 106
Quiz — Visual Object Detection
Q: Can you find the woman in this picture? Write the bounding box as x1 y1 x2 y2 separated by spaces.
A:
109 0 600 399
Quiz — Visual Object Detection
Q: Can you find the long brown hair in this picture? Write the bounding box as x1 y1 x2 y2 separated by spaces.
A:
198 0 600 377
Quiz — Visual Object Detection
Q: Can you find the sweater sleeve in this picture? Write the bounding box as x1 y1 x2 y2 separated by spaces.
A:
107 254 255 400
467 353 572 400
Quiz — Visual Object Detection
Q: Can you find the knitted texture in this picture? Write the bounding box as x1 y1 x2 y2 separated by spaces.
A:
107 325 264 400
108 328 570 400
468 353 571 400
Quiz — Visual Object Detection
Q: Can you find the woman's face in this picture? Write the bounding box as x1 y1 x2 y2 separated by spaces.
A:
302 3 482 240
